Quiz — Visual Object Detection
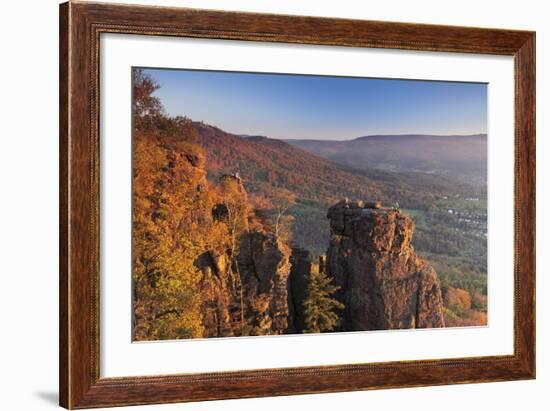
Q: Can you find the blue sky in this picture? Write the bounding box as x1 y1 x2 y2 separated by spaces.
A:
142 67 487 140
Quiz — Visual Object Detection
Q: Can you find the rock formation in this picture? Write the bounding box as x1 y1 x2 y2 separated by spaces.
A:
238 232 291 335
326 199 445 330
195 175 292 338
193 192 445 338
196 249 242 338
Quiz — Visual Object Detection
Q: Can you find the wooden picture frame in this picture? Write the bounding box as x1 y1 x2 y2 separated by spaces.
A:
59 1 535 408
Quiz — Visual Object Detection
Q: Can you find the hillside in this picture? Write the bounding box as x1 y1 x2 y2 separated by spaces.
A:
194 122 386 204
287 134 487 186
194 123 482 207
192 122 485 259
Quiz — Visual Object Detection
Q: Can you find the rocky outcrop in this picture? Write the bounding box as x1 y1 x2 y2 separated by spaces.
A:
326 199 445 330
196 230 291 338
237 232 292 335
196 191 444 338
196 250 242 338
195 174 292 338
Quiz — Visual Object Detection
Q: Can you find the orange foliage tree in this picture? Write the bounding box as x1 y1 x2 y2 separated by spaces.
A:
132 68 214 340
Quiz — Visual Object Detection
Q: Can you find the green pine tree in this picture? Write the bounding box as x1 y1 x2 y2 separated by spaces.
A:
303 266 344 333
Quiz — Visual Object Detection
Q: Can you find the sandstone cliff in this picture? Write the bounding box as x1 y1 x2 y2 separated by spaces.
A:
326 199 445 330
238 232 291 335
196 249 242 337
195 175 292 338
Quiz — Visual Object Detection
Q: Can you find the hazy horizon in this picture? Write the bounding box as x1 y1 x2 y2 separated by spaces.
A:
255 132 488 142
143 67 487 141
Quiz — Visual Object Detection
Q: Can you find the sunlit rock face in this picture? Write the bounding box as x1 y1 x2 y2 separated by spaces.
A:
196 174 292 338
326 199 445 331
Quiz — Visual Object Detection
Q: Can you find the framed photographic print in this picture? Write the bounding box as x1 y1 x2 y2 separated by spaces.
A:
59 1 535 409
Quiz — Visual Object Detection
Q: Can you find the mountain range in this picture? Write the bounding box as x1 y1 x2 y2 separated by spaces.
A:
194 123 484 208
286 134 487 186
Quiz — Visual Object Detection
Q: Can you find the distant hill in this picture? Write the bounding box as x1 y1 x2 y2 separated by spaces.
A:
196 122 384 204
193 123 479 207
286 134 487 186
